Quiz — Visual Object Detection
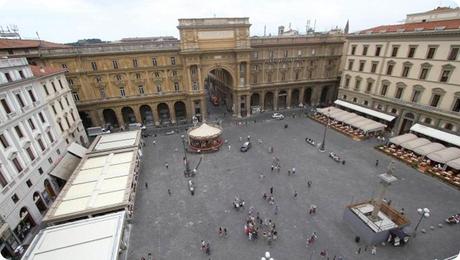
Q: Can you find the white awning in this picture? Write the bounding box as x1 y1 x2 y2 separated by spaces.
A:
427 147 460 164
329 110 348 120
412 143 446 156
446 158 460 170
410 124 460 147
400 138 431 151
360 122 387 133
188 123 223 139
317 106 340 115
335 112 358 122
67 142 87 158
389 133 418 145
49 153 82 181
334 100 396 122
353 119 376 128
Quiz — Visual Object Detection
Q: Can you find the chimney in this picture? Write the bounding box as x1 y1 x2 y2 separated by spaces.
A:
278 26 285 36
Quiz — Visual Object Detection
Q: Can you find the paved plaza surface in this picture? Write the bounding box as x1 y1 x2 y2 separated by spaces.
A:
128 114 460 260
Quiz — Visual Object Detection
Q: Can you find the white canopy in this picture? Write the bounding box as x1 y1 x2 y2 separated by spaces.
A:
330 110 349 120
389 133 418 145
188 123 223 140
427 147 460 164
446 157 460 170
400 138 431 151
412 143 446 156
360 122 387 133
317 106 339 115
353 119 376 128
334 100 396 122
343 115 366 125
410 123 460 147
335 112 358 122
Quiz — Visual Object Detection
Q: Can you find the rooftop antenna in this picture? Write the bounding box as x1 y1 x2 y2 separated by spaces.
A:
313 19 317 32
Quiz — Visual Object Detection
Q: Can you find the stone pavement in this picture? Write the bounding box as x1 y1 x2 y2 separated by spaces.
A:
128 115 460 260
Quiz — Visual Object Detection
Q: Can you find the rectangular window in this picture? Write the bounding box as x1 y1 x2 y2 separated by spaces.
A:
15 94 25 108
71 112 75 121
408 46 417 58
345 78 350 88
0 134 9 149
362 46 368 56
48 157 53 164
348 60 354 70
133 59 138 68
359 61 365 72
354 78 361 90
11 194 19 203
99 88 106 98
43 84 49 95
172 70 177 76
284 50 288 57
440 70 451 82
427 47 436 59
156 84 162 93
91 61 98 71
65 96 69 106
351 45 356 55
395 88 404 99
72 91 80 101
12 158 22 173
37 138 45 151
28 90 36 102
174 82 180 92
366 82 373 92
281 72 286 81
401 66 410 77
418 68 428 80
15 125 23 138
431 94 441 107
375 46 381 56
51 82 57 92
371 63 378 73
452 98 460 112
411 90 421 103
253 52 258 59
116 74 122 81
112 60 119 69
152 57 157 66
38 167 43 174
192 81 199 91
61 64 68 69
295 72 299 80
58 79 64 89
26 179 32 187
68 79 74 85
154 72 160 78
52 105 57 115
59 101 64 110
19 70 25 79
170 57 176 65
120 87 126 97
136 73 141 79
391 46 399 57
0 170 8 188
28 118 36 130
386 64 394 75
380 84 388 96
4 73 12 82
138 85 145 94
448 47 459 61
1 99 12 114
58 122 64 132
65 117 70 128
39 112 45 123
26 147 35 161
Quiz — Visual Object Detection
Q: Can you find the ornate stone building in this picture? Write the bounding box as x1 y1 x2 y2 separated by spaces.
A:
2 18 344 129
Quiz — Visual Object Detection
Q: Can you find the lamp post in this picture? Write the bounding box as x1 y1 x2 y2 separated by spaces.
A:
413 207 430 238
181 135 192 177
319 108 330 152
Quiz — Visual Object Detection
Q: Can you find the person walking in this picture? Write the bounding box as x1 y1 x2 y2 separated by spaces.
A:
165 162 169 169
271 165 274 172
307 180 312 188
145 182 148 189
375 159 379 167
168 189 171 196
371 245 377 255
274 205 279 215
292 167 296 175
223 227 228 237
288 170 291 176
294 190 298 199
228 145 231 151
270 186 273 195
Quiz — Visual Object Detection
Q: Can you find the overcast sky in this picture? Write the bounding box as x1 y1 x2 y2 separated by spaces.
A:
0 0 459 43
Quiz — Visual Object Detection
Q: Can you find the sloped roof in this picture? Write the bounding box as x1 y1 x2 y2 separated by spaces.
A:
0 39 69 49
359 19 460 34
30 65 66 77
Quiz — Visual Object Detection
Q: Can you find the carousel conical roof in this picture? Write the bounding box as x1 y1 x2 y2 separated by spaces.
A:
188 123 222 139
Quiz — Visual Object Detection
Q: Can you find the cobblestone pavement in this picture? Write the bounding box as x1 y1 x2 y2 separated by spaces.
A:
128 115 460 260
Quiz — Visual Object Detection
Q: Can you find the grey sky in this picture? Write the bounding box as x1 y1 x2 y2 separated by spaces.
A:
0 0 459 43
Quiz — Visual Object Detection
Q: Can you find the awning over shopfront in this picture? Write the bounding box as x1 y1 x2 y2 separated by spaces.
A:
389 133 418 145
329 110 349 120
410 124 460 147
334 100 396 122
49 153 82 181
343 115 366 125
317 106 340 115
446 158 460 170
412 143 446 156
427 147 460 164
360 122 387 133
335 112 358 122
400 138 431 151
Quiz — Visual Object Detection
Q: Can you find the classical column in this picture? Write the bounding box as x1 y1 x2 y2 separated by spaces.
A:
232 93 238 117
246 94 251 117
152 104 160 126
197 65 203 91
274 90 279 111
133 105 142 124
312 86 321 106
114 108 125 128
246 62 250 88
91 110 103 126
260 91 265 111
201 97 207 121
169 102 176 124
236 63 241 88
287 89 292 109
299 87 305 107
236 95 242 118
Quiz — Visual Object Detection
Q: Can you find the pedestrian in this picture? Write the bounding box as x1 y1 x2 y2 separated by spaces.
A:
375 159 379 167
271 165 274 172
294 190 298 199
274 205 279 215
224 227 228 237
288 170 291 176
205 242 211 255
270 186 273 195
320 249 327 257
201 240 206 251
371 245 377 255
259 173 264 180
307 180 312 188
168 189 171 196
292 167 296 175
387 199 392 206
239 136 243 142
218 227 223 237
228 145 231 150
145 182 148 189
356 247 361 254
165 162 169 169
247 135 250 141
152 140 156 145
400 208 405 215
263 193 267 200
147 253 152 260
342 160 346 165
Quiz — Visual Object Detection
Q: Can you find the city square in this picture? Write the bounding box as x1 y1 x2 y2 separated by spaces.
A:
128 114 460 260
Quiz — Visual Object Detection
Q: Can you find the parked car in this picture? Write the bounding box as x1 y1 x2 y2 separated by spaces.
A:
165 130 175 135
240 141 252 152
272 113 285 120
86 126 111 137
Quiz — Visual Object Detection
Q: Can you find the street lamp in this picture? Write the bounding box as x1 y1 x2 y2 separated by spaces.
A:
413 207 430 237
319 108 330 152
181 135 192 177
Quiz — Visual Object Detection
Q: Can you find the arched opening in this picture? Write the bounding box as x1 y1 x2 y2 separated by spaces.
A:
320 86 330 105
206 68 234 112
157 103 171 125
445 123 453 131
103 109 119 128
33 191 47 215
291 89 300 107
139 105 154 126
278 90 287 109
44 179 56 201
14 207 36 241
304 88 312 105
174 101 187 123
250 93 260 107
121 106 136 124
78 111 93 129
399 112 415 134
264 92 274 111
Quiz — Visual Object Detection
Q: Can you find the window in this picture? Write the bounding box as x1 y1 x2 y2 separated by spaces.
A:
91 61 98 71
344 77 350 88
19 70 25 79
39 112 45 123
192 81 199 91
51 82 57 92
395 87 404 99
269 50 274 58
431 94 441 107
170 57 176 65
48 157 53 164
351 45 356 55
411 90 421 103
445 123 453 130
4 73 12 82
120 87 126 97
453 98 460 112
375 46 381 56
59 100 64 110
380 84 388 96
65 117 70 128
424 118 432 124
154 72 160 78
96 76 102 83
43 84 49 95
15 125 23 138
343 95 347 100
401 66 411 77
391 46 399 57
362 46 368 56
72 91 80 101
56 148 61 155
28 90 36 102
359 61 365 72
371 63 378 73
58 121 64 132
295 72 299 80
116 74 122 81
52 105 57 115
390 108 397 114
366 82 373 92
352 97 358 103
133 59 138 68
58 79 64 89
253 52 258 59
68 79 74 85
0 170 8 188
65 96 69 106
156 84 162 93
348 60 354 70
136 85 144 95
99 88 106 98
386 63 394 75
61 64 68 69
448 47 459 61
354 78 361 90
364 100 369 106
11 194 19 203
37 138 46 151
12 157 22 173
174 82 180 92
38 167 43 174
26 179 32 187
0 134 9 149
284 50 288 57
112 60 119 69
71 112 75 121
172 70 177 76
28 118 36 130
152 57 157 66
136 73 141 79
1 98 12 114
426 47 436 59
267 73 272 82
419 68 429 80
281 72 286 81
440 69 451 82
26 147 35 161
408 46 417 58
15 94 25 108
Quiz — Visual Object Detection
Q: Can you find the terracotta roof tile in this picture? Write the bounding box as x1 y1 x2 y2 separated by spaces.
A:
0 39 69 49
30 65 66 77
359 19 460 34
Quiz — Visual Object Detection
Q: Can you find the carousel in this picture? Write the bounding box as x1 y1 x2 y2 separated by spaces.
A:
186 122 223 152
